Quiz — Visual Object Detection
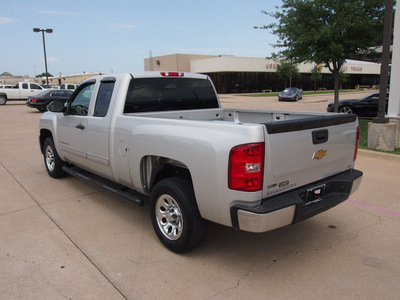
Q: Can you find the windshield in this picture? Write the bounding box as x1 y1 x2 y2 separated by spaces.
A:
283 88 296 93
124 77 219 113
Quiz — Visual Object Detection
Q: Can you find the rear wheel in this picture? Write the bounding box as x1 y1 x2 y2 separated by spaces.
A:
339 106 353 114
0 95 7 105
43 137 66 178
150 177 207 253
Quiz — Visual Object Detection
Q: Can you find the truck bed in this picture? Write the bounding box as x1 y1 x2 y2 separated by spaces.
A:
126 108 358 201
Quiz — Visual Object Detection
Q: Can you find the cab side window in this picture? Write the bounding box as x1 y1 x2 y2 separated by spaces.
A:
94 81 115 117
69 83 95 116
22 83 28 89
30 83 42 90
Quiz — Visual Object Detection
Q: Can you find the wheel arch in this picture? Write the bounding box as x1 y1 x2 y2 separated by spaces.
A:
39 129 54 154
140 156 193 194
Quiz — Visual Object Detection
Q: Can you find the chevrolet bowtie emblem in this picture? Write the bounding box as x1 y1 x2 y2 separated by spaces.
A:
312 149 327 160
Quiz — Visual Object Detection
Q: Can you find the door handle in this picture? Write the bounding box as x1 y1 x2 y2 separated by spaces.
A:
75 124 85 130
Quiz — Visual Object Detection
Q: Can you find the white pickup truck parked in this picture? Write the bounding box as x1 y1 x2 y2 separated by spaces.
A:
39 72 363 253
0 82 47 105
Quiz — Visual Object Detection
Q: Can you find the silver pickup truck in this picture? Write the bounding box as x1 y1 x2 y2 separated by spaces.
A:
39 72 363 253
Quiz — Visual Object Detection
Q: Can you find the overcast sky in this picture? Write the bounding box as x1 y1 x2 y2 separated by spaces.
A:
1 0 282 77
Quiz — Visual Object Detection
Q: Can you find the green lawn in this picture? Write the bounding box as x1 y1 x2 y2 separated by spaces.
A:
358 119 400 155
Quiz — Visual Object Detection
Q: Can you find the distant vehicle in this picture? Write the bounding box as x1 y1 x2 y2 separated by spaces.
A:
327 93 388 118
0 82 47 105
278 87 303 101
60 83 79 90
26 89 73 112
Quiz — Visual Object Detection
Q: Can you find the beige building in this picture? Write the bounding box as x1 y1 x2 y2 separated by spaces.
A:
1 75 37 85
0 73 102 87
144 54 217 72
144 53 381 93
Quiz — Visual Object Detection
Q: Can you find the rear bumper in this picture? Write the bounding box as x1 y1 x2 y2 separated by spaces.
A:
230 169 363 233
26 101 46 110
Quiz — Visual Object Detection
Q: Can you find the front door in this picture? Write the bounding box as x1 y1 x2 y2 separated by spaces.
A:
57 83 95 163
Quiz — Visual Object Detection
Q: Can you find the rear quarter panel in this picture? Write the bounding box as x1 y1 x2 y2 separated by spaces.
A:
112 116 266 227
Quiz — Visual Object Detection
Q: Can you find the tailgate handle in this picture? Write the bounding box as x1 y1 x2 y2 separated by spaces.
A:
312 129 328 144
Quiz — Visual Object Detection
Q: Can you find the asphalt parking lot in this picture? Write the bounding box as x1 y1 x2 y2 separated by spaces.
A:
1 93 399 299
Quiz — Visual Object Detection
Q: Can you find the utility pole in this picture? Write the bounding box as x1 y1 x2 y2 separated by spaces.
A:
373 0 393 124
33 28 53 87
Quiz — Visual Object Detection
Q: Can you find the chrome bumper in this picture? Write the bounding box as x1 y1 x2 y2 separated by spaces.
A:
231 169 363 233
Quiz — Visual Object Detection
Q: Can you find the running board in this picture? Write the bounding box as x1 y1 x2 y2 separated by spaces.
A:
62 166 144 206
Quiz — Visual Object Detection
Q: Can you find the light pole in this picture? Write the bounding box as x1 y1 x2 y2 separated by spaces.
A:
33 28 53 87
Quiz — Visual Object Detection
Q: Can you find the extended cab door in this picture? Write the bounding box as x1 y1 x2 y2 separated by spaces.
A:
85 77 115 170
20 83 43 98
57 80 95 162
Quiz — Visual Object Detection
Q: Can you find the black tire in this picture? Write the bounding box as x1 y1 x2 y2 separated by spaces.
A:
0 95 7 105
43 137 66 178
339 106 353 114
150 177 207 253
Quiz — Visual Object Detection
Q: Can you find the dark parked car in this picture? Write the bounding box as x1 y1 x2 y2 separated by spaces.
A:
327 93 388 118
278 87 303 101
26 89 73 112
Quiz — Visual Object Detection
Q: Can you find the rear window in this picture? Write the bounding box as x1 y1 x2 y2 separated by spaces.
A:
124 77 219 113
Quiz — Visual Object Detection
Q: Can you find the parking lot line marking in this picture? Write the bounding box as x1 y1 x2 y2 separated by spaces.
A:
347 199 400 219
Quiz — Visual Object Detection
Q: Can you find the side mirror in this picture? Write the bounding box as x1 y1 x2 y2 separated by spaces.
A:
47 100 66 113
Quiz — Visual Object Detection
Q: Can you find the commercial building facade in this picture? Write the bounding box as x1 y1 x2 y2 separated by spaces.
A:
145 54 381 94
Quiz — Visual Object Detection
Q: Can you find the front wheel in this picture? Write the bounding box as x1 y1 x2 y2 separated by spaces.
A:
150 177 207 253
339 106 353 114
43 137 66 178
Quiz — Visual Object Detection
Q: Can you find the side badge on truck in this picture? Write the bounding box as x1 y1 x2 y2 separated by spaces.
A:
312 149 327 160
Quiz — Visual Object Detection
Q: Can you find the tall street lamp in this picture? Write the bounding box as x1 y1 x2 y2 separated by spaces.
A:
33 28 53 87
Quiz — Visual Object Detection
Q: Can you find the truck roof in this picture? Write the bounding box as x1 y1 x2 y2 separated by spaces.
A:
79 72 209 85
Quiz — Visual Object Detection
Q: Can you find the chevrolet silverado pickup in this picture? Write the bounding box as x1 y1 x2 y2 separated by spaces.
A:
39 72 363 253
0 82 47 105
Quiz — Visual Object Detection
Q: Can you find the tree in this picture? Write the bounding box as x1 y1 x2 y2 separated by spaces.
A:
339 70 349 90
276 60 300 88
258 0 385 112
310 65 323 92
36 72 53 78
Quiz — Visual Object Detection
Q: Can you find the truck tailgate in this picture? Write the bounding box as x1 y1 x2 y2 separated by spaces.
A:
262 114 358 198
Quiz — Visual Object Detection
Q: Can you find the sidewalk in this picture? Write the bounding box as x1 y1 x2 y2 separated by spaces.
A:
0 102 399 299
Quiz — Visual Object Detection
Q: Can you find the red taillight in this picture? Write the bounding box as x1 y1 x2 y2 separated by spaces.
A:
160 72 184 77
354 125 360 161
228 142 265 191
32 98 37 102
